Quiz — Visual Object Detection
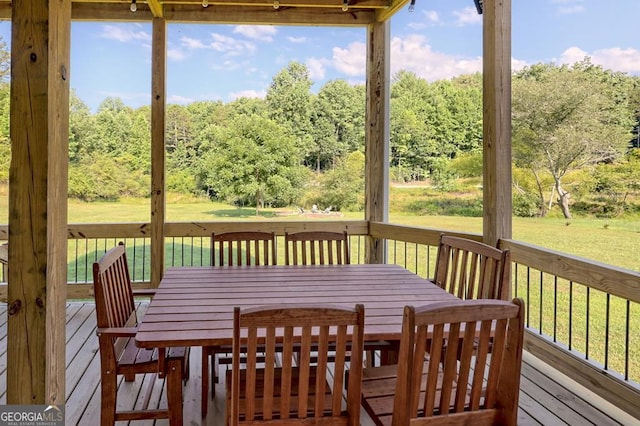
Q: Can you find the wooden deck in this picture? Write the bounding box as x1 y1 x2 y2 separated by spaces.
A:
0 302 637 425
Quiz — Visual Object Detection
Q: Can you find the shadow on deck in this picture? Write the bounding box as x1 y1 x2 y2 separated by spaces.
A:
0 302 636 425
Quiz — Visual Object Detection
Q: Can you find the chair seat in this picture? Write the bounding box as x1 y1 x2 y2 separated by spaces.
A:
118 338 189 377
225 366 333 424
361 361 443 426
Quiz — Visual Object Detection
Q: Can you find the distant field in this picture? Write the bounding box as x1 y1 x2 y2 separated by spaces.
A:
0 193 638 272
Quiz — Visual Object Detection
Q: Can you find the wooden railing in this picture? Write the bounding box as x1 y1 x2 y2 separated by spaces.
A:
1 220 639 418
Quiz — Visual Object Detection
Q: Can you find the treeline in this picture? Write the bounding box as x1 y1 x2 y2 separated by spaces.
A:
0 55 639 218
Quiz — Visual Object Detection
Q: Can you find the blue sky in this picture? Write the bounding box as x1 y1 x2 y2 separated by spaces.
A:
1 0 639 112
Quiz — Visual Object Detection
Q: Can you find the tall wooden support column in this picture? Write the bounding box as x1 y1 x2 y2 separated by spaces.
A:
8 0 71 404
482 0 512 246
364 21 390 264
151 18 167 288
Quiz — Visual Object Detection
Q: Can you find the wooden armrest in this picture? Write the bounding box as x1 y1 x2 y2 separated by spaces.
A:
96 327 138 337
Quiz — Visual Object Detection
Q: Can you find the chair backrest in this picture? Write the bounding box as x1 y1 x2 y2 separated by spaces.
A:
392 298 525 426
230 304 365 425
433 235 511 300
92 242 137 356
284 231 350 265
211 231 277 266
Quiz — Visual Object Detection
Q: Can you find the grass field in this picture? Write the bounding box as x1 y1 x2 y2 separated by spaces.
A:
1 192 639 271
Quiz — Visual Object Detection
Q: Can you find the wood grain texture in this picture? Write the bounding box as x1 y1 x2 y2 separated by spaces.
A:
482 0 513 246
8 0 70 404
151 18 167 289
365 21 389 265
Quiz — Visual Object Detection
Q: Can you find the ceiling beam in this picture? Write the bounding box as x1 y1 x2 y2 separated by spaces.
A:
148 0 164 17
375 0 407 21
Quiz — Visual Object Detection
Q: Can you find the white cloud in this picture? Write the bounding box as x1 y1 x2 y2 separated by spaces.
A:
209 33 256 55
100 25 151 43
229 89 266 100
326 35 486 81
288 36 307 43
559 46 640 74
390 35 482 81
453 7 482 27
550 0 585 15
167 48 188 61
233 25 278 42
168 94 194 104
511 58 529 73
408 10 439 30
332 42 366 77
423 10 439 24
181 37 207 49
306 57 328 80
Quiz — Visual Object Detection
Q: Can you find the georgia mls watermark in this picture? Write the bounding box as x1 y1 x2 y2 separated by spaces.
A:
0 405 64 426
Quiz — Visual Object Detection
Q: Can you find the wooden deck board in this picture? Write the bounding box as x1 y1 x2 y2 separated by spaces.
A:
0 302 635 425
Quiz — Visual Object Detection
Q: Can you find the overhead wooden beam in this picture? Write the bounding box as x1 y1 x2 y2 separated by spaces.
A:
161 0 389 7
374 0 408 22
71 3 374 23
161 4 376 25
482 0 512 246
364 20 389 265
8 0 70 405
150 17 166 288
148 0 164 17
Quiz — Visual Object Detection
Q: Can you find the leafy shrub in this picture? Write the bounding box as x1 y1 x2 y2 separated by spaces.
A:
450 151 483 178
513 191 539 217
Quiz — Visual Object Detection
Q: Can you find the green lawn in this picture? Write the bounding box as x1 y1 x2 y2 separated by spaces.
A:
1 193 638 271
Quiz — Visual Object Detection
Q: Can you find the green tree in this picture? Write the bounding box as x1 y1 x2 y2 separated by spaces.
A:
200 114 307 214
0 36 9 83
0 81 9 183
316 151 365 211
309 80 365 172
512 60 634 218
266 62 313 162
68 90 96 163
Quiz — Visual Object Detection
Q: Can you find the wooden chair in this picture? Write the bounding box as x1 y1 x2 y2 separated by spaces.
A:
360 298 525 426
203 231 277 417
0 242 7 283
211 231 277 266
227 304 365 425
92 242 190 426
284 231 350 265
434 234 511 301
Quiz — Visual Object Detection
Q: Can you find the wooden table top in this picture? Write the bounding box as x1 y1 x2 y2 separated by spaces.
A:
135 264 457 348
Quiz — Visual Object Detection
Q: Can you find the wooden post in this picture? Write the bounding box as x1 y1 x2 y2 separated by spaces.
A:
482 0 512 246
364 21 390 265
150 18 167 287
8 0 71 404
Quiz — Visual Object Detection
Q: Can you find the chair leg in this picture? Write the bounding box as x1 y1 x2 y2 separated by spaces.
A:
100 371 117 426
202 349 209 418
167 358 184 426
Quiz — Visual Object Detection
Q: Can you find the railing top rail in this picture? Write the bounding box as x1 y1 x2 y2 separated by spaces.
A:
501 238 640 304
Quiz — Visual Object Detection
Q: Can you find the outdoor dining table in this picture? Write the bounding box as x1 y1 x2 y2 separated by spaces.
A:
135 263 458 350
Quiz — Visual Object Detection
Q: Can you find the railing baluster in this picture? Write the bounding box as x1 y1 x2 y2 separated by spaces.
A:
605 293 610 370
569 281 573 351
625 300 630 381
539 270 543 335
586 287 590 360
553 275 558 342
